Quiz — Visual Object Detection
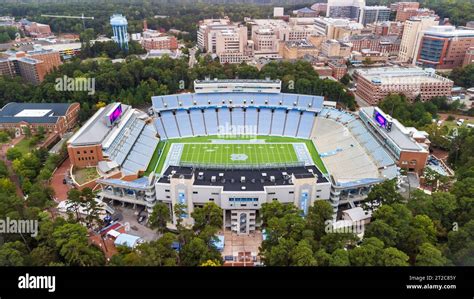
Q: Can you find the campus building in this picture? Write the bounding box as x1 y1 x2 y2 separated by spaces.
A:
0 102 80 145
398 16 438 63
0 47 61 84
416 26 474 70
326 0 366 20
353 67 454 104
67 103 158 175
359 6 391 26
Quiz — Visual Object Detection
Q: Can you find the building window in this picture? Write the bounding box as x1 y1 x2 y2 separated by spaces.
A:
193 191 198 194
209 198 214 201
165 189 170 192
289 191 294 194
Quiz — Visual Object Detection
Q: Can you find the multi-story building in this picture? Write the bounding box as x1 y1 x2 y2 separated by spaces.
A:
0 48 61 84
110 14 129 50
351 49 389 64
311 3 328 15
67 103 158 175
293 7 320 18
348 34 401 56
215 27 252 64
366 21 404 37
313 17 364 40
359 6 391 26
197 18 233 52
327 0 366 20
22 20 52 38
391 1 419 13
327 60 348 80
353 67 453 104
280 39 319 60
0 102 79 141
359 106 429 174
396 8 437 23
140 31 178 51
416 26 474 70
321 39 352 59
398 16 439 63
462 47 474 67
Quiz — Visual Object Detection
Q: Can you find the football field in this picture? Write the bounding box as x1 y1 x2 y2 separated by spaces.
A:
180 143 299 166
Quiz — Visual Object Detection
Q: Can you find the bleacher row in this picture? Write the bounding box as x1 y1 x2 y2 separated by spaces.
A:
154 107 317 140
152 92 324 112
317 108 395 169
122 124 159 175
347 117 395 169
104 114 159 175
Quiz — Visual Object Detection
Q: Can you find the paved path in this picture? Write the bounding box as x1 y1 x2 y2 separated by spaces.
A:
50 157 72 202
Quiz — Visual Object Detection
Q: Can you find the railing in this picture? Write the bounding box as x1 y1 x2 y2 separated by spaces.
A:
179 161 305 170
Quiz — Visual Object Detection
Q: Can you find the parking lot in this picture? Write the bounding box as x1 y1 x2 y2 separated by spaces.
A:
107 201 160 242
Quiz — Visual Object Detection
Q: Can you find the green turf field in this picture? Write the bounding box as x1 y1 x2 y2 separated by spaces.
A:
145 135 328 175
180 143 299 166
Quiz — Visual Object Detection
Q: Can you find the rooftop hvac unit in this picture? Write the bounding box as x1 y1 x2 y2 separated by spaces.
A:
262 173 267 177
171 170 176 175
241 186 246 190
282 172 288 176
270 176 275 183
308 169 314 173
211 176 216 183
219 173 224 177
241 176 246 183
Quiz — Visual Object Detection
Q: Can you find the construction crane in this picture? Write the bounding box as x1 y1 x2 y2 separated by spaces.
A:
41 13 94 29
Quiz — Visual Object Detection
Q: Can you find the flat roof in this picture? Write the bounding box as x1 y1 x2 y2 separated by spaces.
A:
68 103 131 146
158 165 328 191
0 102 74 124
14 109 51 117
360 106 425 151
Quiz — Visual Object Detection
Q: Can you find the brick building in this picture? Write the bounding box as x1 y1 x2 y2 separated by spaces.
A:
417 26 474 70
0 102 80 139
353 67 453 105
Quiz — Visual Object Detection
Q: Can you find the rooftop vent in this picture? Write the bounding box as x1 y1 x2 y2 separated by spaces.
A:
171 170 176 175
241 176 246 183
270 176 275 183
219 173 224 177
262 173 267 177
211 176 216 183
241 186 246 190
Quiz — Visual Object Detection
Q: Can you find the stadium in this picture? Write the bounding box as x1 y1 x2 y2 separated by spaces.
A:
68 79 429 235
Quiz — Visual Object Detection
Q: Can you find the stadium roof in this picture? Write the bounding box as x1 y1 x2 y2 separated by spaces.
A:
0 102 74 124
68 103 132 146
359 107 426 152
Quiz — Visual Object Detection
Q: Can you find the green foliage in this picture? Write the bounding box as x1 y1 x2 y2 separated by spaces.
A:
415 243 448 266
149 202 171 233
450 63 474 88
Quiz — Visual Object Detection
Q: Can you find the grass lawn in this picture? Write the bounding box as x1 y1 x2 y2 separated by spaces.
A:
145 135 328 176
73 167 100 185
13 138 35 155
441 119 474 133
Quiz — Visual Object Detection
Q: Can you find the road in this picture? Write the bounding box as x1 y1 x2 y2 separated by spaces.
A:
188 47 197 68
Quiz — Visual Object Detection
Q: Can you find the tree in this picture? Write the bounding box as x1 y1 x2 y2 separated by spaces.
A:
306 200 333 241
329 249 350 266
179 237 221 266
349 237 385 266
149 202 171 234
381 247 409 266
52 223 105 266
6 147 22 161
415 243 448 266
364 220 397 247
191 202 223 232
291 240 317 266
363 179 403 211
0 241 28 266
